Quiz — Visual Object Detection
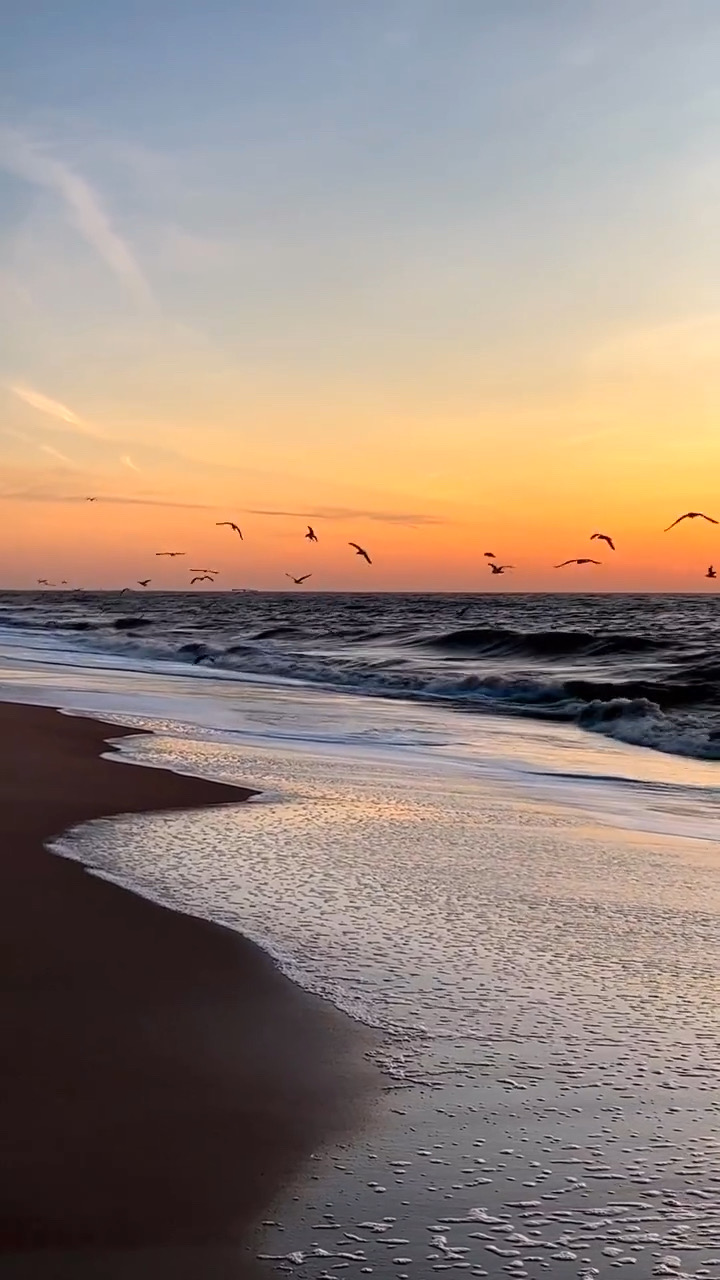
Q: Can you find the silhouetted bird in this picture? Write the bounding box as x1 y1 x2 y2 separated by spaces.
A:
349 542 372 564
483 551 496 558
591 533 615 550
306 525 318 542
286 573 312 584
665 512 718 531
707 565 717 580
217 521 243 539
155 551 186 557
489 563 513 575
137 579 151 587
85 496 97 502
555 558 601 567
191 575 215 584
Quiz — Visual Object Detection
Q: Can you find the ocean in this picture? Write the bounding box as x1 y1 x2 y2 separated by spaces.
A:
1 590 719 1278
1 590 719 760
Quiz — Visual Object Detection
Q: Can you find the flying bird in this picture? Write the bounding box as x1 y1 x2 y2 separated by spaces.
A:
189 568 219 575
85 496 97 502
37 578 49 585
555 558 601 567
191 575 215 584
217 521 243 539
591 533 615 550
707 565 717 580
489 563 513 574
306 525 318 542
349 542 372 564
286 573 312 585
155 551 186 557
137 579 151 587
664 512 718 531
483 551 496 558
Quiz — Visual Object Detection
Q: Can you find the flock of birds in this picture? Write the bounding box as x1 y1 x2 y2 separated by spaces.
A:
36 520 374 589
34 509 718 589
481 515 717 579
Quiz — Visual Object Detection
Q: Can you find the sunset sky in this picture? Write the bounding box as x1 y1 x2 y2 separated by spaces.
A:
2 0 719 591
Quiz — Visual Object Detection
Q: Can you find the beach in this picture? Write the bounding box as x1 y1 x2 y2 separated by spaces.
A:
1 703 379 1279
1 607 720 1279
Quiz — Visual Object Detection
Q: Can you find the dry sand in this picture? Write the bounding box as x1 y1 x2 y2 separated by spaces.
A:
0 703 378 1279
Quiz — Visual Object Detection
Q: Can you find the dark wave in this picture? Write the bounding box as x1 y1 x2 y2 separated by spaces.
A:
251 624 301 640
562 676 715 709
113 616 152 630
1 591 719 762
413 627 666 659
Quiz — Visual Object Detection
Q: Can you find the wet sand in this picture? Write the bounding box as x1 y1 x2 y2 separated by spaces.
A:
0 703 378 1279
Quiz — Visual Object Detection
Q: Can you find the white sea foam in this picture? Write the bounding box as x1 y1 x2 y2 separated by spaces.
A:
47 713 720 1280
1 624 719 844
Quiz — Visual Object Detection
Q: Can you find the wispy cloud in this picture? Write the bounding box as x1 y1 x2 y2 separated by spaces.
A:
247 506 447 526
40 442 73 465
0 127 151 303
10 383 84 426
8 383 109 440
0 490 213 509
121 453 140 472
2 425 78 468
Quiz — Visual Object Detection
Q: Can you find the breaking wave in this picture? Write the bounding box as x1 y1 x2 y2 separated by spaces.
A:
412 626 668 658
33 629 720 761
0 591 718 762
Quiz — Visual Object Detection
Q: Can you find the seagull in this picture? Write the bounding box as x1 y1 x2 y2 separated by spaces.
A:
189 568 219 575
155 551 186 557
591 533 615 551
707 565 717 579
286 573 312 585
37 578 49 585
137 579 151 587
483 551 496 558
555 558 601 567
191 575 215 584
349 542 372 564
305 525 318 542
85 496 97 502
489 563 513 574
664 512 718 531
217 521 243 539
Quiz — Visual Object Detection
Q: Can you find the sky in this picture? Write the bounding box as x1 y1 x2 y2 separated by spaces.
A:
2 0 720 591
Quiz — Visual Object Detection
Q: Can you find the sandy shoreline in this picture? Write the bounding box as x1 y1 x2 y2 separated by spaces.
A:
0 703 379 1278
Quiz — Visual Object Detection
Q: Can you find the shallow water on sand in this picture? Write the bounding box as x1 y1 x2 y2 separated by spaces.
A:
54 731 720 1280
